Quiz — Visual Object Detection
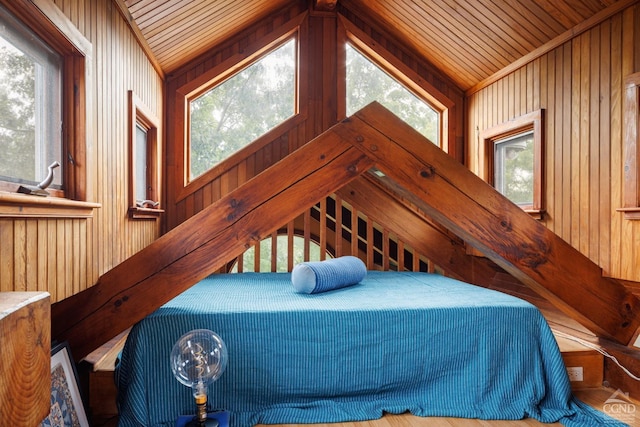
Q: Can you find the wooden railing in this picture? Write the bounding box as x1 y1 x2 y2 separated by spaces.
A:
230 194 436 273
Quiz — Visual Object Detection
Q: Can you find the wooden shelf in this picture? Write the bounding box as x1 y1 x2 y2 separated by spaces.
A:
0 191 101 218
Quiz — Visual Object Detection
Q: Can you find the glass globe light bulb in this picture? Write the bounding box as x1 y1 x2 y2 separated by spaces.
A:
171 329 228 426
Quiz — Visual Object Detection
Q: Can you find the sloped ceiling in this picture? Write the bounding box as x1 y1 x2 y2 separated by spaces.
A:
117 0 626 90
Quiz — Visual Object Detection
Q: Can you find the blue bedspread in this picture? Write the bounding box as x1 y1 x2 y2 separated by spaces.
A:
115 271 625 426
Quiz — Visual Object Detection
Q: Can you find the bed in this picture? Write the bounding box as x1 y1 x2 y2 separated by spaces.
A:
115 271 622 427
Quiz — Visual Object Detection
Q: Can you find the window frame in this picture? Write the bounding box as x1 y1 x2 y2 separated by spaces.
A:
618 72 640 220
187 38 298 182
0 7 63 190
479 109 545 219
338 17 454 154
174 18 306 202
0 0 96 218
128 90 163 220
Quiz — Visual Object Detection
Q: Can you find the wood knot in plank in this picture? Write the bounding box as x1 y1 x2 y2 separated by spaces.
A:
518 238 549 269
419 166 436 178
499 218 512 232
114 294 129 308
619 296 636 328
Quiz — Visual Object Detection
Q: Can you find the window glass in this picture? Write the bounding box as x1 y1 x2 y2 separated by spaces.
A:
494 131 534 206
189 38 297 180
346 44 439 145
231 235 331 273
0 5 62 187
135 123 148 202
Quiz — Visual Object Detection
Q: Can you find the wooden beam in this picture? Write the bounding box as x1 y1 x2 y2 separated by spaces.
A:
337 176 510 288
314 0 337 12
52 101 640 357
338 102 640 345
52 135 373 359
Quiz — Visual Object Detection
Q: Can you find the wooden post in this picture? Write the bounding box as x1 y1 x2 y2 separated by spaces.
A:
0 292 51 426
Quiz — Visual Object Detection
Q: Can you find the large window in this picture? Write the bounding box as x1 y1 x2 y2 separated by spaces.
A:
345 43 439 146
0 0 92 213
0 4 62 189
189 38 297 181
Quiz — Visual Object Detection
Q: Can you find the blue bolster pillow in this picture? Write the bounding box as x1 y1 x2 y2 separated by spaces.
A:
291 256 367 294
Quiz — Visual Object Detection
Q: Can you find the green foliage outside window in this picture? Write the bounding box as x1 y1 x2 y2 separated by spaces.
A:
346 44 439 145
0 38 36 182
494 132 534 206
232 235 331 273
189 39 296 180
0 5 62 188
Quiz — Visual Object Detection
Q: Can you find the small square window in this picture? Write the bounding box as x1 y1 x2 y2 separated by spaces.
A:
480 110 545 219
494 131 534 207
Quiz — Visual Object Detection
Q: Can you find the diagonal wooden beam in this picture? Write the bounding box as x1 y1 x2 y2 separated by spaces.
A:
313 0 337 12
52 101 640 357
337 176 511 288
52 135 373 359
336 102 640 345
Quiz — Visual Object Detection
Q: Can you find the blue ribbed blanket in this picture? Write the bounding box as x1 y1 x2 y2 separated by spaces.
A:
115 271 625 427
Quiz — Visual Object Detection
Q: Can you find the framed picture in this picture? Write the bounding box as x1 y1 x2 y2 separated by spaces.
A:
39 341 89 427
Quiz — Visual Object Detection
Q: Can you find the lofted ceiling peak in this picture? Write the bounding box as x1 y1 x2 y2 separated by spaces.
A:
116 0 630 90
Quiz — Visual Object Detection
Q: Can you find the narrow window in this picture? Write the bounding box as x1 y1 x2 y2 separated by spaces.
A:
188 38 297 181
0 4 62 190
134 123 149 203
128 90 161 219
345 43 440 146
619 73 640 220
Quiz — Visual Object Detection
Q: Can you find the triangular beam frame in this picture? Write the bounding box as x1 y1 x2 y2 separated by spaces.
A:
52 103 640 359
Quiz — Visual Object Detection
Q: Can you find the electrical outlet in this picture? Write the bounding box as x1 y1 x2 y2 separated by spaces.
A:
566 366 584 382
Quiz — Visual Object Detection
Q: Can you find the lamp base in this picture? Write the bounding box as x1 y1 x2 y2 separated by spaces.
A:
185 418 219 427
176 411 229 427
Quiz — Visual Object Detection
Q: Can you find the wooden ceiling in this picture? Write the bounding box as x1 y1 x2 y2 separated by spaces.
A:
119 0 629 90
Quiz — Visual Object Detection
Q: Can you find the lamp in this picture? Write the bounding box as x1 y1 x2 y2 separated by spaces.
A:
171 329 228 427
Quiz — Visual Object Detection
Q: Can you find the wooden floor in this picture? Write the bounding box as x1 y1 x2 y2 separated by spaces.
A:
252 388 639 426
94 387 638 426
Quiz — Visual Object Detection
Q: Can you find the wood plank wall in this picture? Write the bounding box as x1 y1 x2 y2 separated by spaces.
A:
164 2 465 235
0 0 163 301
467 4 640 282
